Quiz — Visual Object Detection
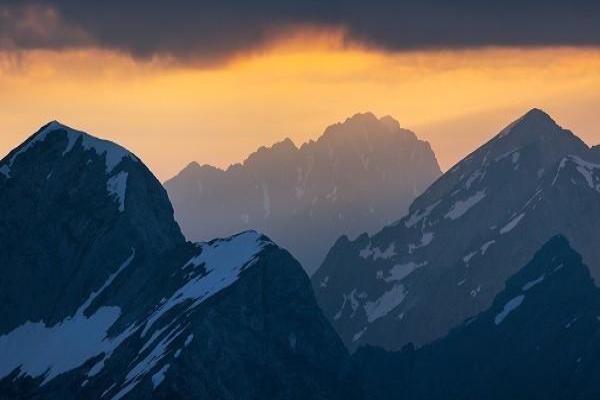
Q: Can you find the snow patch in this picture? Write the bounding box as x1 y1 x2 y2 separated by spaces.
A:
522 274 545 291
445 190 486 220
385 262 426 282
408 232 434 253
570 156 600 192
364 284 407 323
463 251 477 264
465 169 485 190
512 151 520 165
480 240 495 255
352 327 367 342
500 213 525 234
106 172 128 212
359 243 396 260
0 250 136 384
495 294 525 325
262 184 271 218
565 317 579 329
403 201 440 228
142 232 268 336
113 325 183 400
151 364 170 389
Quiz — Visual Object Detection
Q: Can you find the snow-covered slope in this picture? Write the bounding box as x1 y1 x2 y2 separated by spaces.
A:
0 122 355 399
313 108 600 351
353 236 600 400
165 112 441 274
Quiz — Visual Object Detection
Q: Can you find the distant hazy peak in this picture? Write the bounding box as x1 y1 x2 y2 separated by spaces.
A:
243 137 298 166
165 111 440 274
178 160 224 176
379 115 402 131
182 160 202 171
173 112 429 180
319 112 418 143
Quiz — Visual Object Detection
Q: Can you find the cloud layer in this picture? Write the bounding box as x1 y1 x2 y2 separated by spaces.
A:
2 0 600 62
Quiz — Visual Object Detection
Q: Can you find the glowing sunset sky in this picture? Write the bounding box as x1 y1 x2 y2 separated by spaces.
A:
1 1 600 180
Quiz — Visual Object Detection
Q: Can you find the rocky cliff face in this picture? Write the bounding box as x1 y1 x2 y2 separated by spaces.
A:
0 122 356 400
313 109 600 351
165 112 441 274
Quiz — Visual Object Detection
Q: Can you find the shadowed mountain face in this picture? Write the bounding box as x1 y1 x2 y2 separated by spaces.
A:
313 109 600 351
353 236 600 400
164 113 441 274
0 122 356 400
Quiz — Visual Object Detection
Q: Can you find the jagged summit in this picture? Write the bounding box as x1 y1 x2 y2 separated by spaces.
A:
244 137 298 167
379 115 402 131
178 160 221 176
345 112 380 124
320 112 417 143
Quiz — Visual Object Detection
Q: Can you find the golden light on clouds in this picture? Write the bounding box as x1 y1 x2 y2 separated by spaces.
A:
1 31 600 180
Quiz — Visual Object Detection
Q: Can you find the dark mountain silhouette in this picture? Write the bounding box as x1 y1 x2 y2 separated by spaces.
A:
313 108 600 351
164 112 441 274
0 122 357 399
353 236 600 400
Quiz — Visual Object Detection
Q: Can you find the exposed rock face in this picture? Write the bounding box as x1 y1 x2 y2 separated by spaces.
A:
0 122 356 400
164 112 441 274
353 236 600 400
313 109 600 351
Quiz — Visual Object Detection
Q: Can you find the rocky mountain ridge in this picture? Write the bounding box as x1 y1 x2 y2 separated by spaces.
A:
165 112 441 274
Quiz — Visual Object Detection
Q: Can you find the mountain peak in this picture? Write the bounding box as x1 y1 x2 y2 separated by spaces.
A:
321 112 417 144
496 108 560 140
345 111 379 123
271 137 297 151
514 107 557 128
522 107 552 120
379 115 401 131
1 121 136 178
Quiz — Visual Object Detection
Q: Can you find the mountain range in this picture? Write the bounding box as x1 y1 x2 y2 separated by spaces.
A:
0 122 357 399
3 109 600 399
313 108 600 351
165 112 441 274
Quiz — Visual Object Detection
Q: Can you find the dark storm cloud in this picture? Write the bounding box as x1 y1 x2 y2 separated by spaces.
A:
1 0 600 61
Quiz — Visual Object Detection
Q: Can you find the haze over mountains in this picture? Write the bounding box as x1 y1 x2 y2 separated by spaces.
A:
0 122 356 399
165 112 441 274
313 108 600 351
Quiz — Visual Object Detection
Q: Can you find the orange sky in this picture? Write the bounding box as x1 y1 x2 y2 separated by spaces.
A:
1 31 600 180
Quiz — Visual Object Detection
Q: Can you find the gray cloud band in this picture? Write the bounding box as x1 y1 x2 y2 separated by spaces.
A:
1 0 599 62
